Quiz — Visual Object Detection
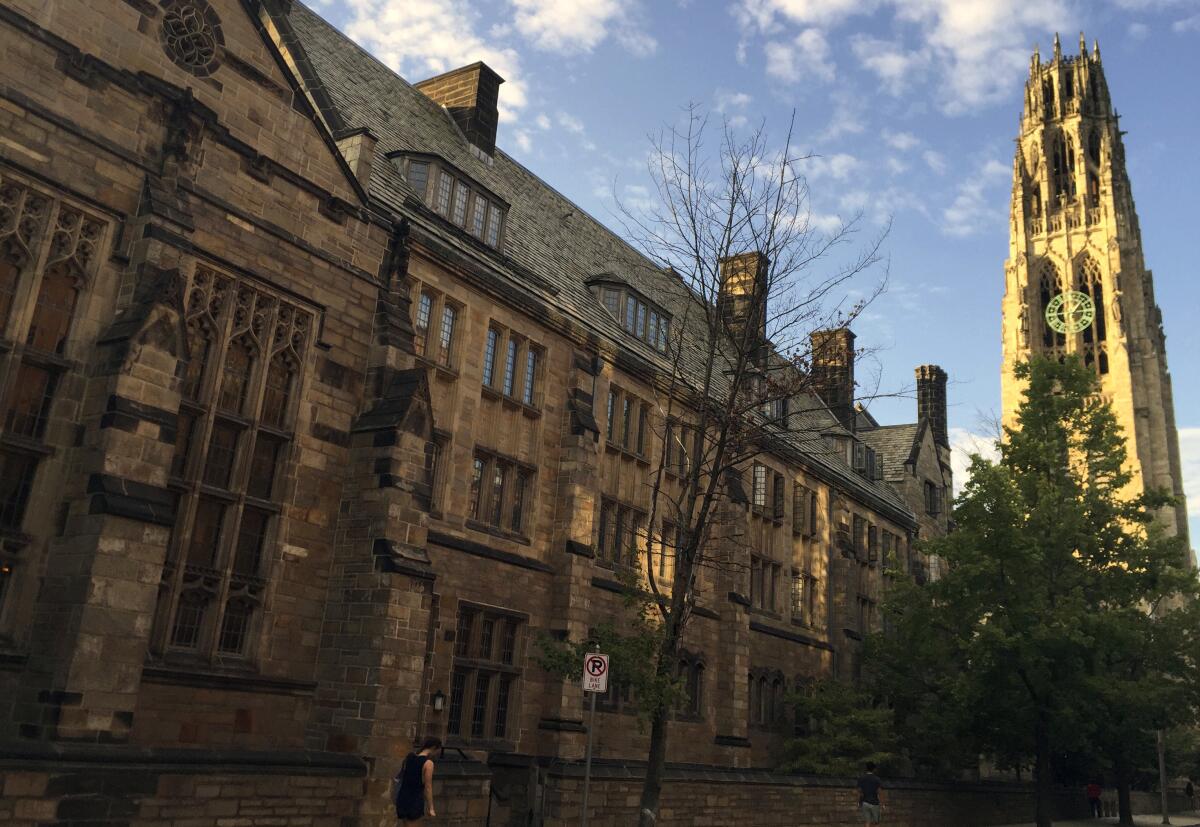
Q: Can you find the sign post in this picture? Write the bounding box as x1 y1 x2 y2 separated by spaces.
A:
580 649 608 827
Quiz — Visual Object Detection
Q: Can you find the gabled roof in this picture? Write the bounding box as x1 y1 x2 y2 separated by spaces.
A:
284 2 914 526
857 423 922 483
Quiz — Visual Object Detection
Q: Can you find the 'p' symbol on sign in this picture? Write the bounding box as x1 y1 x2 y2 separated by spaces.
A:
582 653 609 693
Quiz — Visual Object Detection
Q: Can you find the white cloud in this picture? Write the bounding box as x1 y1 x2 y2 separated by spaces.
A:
510 0 657 55
883 130 921 152
715 89 754 111
343 0 528 119
949 427 1001 495
535 113 552 130
807 152 861 180
765 28 836 83
851 35 929 95
556 112 586 133
923 149 947 174
819 89 867 140
1180 428 1200 519
513 129 533 153
887 157 909 174
1128 21 1151 39
941 158 1010 236
736 0 1074 114
733 0 875 31
1173 13 1200 31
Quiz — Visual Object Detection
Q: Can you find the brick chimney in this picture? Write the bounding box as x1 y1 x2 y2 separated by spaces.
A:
718 251 768 349
811 328 856 430
915 364 948 448
414 62 504 156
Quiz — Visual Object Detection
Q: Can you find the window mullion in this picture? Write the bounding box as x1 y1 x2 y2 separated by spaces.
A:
9 200 60 347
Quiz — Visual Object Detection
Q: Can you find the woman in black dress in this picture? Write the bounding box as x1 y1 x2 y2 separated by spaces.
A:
394 736 442 823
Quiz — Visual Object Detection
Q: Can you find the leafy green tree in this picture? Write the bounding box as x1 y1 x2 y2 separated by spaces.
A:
777 680 899 777
873 356 1197 827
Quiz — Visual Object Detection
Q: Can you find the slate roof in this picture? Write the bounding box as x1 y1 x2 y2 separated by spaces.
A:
284 2 915 526
857 423 922 483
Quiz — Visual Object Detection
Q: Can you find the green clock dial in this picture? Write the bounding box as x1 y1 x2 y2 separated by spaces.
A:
1045 290 1095 334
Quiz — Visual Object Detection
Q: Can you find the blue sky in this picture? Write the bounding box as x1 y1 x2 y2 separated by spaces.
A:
307 0 1200 542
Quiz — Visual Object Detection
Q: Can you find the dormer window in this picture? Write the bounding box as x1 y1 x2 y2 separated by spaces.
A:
591 280 670 353
394 154 507 251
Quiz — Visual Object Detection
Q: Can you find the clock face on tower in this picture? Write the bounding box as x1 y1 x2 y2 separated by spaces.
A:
1045 290 1096 334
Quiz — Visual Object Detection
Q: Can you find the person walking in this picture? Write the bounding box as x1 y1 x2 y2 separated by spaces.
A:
394 736 442 823
857 761 884 824
1086 781 1102 818
1185 779 1194 811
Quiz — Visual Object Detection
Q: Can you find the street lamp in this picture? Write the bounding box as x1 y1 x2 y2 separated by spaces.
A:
431 690 446 713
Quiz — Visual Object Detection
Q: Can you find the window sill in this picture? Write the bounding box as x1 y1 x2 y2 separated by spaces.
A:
481 385 542 418
141 662 317 696
0 433 54 457
445 736 516 753
415 354 459 381
748 607 783 621
0 526 33 551
464 518 531 546
604 441 649 464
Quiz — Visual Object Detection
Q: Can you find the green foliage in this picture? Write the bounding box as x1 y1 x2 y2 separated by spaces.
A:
871 356 1200 794
777 680 900 777
534 576 686 727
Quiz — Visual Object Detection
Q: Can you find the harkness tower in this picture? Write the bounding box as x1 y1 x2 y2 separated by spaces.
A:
1001 33 1193 563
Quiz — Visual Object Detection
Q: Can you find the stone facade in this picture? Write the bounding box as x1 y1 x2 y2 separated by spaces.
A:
0 1 957 824
1000 34 1194 565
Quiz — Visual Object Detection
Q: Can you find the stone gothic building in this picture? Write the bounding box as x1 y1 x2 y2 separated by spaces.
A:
0 0 950 824
1001 34 1192 563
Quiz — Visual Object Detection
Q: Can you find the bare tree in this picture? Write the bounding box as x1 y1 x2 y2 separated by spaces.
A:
608 107 889 825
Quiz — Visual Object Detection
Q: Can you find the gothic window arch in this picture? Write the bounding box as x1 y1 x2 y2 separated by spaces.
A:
154 265 313 664
1050 132 1076 202
0 177 107 636
1038 260 1066 358
676 650 705 719
1077 256 1108 375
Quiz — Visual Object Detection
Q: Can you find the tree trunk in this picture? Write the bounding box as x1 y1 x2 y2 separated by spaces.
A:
1114 752 1134 825
637 705 670 826
1034 714 1054 827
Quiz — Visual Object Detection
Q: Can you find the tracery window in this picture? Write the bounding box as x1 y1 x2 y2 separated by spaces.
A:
676 651 705 718
0 180 106 637
1050 133 1076 203
1037 261 1066 357
1077 257 1108 375
153 267 312 662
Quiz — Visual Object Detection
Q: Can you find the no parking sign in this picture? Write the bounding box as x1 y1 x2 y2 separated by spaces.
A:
582 653 609 693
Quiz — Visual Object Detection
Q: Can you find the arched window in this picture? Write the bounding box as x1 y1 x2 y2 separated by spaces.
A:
154 267 312 664
1087 129 1101 166
1078 257 1108 375
27 262 79 355
1038 261 1065 356
218 337 255 414
1050 133 1076 202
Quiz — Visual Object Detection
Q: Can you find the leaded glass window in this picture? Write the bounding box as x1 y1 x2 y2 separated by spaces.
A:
153 266 312 662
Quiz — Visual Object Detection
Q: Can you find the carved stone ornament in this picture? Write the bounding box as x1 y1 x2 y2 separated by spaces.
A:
159 0 224 78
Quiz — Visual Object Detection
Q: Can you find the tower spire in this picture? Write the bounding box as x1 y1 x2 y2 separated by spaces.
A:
1079 31 1086 56
1053 32 1061 59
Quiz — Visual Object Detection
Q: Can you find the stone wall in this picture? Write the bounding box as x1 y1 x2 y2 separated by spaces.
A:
0 743 366 827
534 762 1194 827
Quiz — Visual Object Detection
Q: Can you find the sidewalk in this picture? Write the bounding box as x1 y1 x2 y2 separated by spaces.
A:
1000 815 1200 827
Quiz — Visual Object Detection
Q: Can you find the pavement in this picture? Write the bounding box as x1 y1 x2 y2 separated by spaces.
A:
999 815 1200 827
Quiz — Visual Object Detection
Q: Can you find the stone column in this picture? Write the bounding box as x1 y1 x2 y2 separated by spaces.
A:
15 261 185 742
537 351 601 758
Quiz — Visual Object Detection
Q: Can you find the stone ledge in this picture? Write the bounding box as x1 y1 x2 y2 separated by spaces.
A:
749 619 834 651
429 530 554 574
141 665 319 696
0 741 367 777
